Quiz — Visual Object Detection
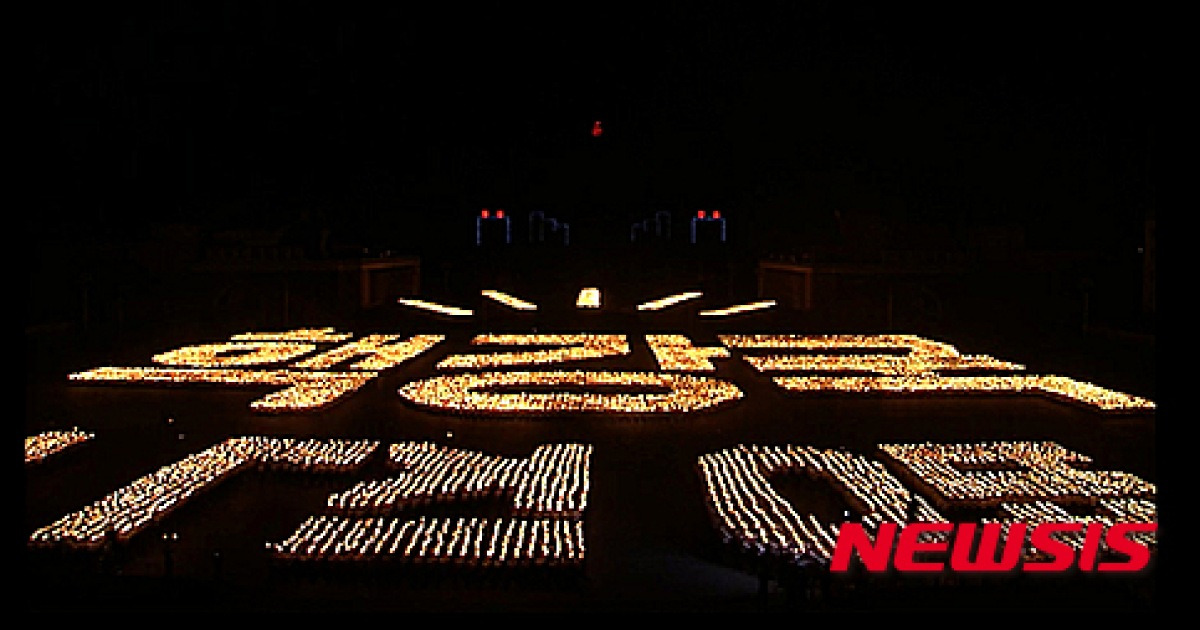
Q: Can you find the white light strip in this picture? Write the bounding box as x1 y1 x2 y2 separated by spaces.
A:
698 300 776 317
636 291 703 311
481 290 538 311
397 298 474 317
576 288 601 309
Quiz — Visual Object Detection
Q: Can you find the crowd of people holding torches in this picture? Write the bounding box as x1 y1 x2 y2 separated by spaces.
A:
29 437 379 549
717 334 966 357
698 441 1158 568
68 366 377 412
745 355 1023 375
42 328 1158 580
70 330 447 412
645 334 730 371
989 499 1158 555
250 436 379 471
442 333 731 374
411 334 742 415
878 441 1157 509
69 365 296 386
698 444 949 565
773 375 1154 412
151 342 316 367
715 334 1154 412
270 443 591 567
288 334 444 370
65 329 1155 416
269 515 586 567
398 370 743 415
29 435 592 567
25 428 95 464
326 442 590 517
437 334 630 370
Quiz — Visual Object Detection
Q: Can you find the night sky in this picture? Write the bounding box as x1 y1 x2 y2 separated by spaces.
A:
34 2 1154 255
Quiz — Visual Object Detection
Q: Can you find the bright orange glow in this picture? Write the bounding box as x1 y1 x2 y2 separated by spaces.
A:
153 342 316 367
645 334 730 371
437 334 629 370
772 374 1156 412
70 367 377 412
329 442 591 516
272 442 591 566
26 428 94 464
879 441 1156 508
292 334 446 370
699 444 948 564
398 370 744 414
719 334 964 356
29 437 379 548
271 515 586 566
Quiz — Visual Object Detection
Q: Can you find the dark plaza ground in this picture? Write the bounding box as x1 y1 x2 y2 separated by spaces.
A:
23 249 1157 613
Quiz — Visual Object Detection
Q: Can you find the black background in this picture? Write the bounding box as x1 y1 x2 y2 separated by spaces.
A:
33 1 1154 252
26 3 1160 611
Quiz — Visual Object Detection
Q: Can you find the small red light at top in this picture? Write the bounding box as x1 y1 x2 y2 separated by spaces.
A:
496 209 505 219
592 121 603 137
712 210 721 219
697 210 706 219
481 209 490 219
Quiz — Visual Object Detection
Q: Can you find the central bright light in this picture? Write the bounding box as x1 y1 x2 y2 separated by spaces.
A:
576 288 601 309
